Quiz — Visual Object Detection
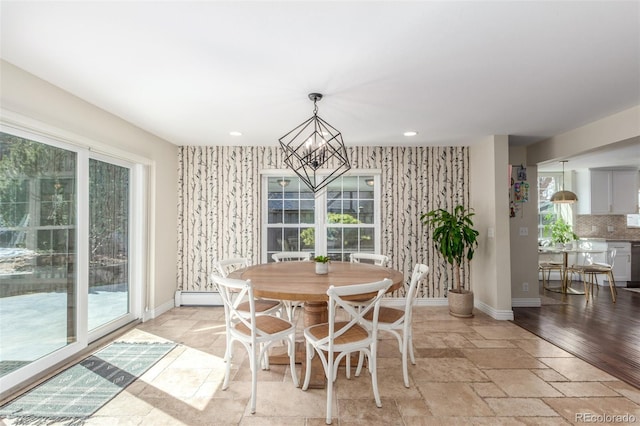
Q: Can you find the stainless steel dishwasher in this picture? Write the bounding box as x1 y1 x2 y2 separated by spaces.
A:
631 242 640 287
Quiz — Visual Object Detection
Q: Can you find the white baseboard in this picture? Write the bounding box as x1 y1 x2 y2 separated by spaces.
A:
511 297 542 308
143 298 176 321
474 299 514 320
387 297 513 320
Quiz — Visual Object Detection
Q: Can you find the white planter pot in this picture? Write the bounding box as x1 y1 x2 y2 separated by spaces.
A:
315 262 329 274
448 289 474 318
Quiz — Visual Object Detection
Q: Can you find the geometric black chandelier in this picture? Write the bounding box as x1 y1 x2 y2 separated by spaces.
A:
278 93 351 193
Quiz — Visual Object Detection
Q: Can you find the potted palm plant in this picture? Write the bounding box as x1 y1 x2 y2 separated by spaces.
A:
420 205 479 317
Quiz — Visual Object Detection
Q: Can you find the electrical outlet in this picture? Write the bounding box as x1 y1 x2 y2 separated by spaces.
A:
519 227 528 236
522 282 529 292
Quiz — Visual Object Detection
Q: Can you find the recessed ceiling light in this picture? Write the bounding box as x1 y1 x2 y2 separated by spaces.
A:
229 131 242 136
403 131 418 137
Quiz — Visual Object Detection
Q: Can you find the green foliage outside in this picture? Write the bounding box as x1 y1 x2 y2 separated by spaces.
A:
300 212 361 246
0 133 128 263
0 134 76 231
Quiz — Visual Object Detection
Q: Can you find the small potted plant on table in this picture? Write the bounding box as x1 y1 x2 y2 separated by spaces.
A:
314 255 330 274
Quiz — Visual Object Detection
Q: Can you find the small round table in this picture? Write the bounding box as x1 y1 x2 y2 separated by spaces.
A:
539 248 604 295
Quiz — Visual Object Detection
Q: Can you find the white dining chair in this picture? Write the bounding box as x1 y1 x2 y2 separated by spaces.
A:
214 258 284 317
271 251 312 320
359 263 429 387
213 258 285 361
211 275 299 414
272 251 312 262
215 257 250 278
349 252 389 267
567 248 617 303
302 278 392 425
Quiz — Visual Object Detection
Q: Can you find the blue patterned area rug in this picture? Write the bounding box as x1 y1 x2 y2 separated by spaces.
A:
0 341 176 425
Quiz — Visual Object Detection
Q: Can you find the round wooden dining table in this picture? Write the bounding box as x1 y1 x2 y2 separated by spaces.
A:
230 260 405 327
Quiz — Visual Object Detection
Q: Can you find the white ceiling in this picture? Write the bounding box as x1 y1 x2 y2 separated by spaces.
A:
1 1 639 158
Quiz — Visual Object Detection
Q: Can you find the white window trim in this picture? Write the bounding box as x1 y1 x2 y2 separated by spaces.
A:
261 169 381 262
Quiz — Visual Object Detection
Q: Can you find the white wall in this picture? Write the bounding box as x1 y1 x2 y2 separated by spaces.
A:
0 60 179 315
470 135 513 320
509 145 541 306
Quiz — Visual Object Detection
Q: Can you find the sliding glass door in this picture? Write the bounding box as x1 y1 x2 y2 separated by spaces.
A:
0 130 140 390
88 159 130 332
0 134 78 372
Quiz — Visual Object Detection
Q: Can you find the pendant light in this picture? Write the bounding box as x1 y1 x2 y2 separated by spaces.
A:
550 160 578 204
278 93 351 193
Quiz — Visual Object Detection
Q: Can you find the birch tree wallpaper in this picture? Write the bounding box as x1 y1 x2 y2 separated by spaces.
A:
177 146 469 299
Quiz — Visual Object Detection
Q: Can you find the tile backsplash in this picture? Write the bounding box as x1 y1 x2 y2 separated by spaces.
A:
575 215 640 240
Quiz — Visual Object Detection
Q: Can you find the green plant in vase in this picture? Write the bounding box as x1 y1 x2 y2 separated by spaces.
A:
314 255 330 274
544 215 577 246
420 205 479 317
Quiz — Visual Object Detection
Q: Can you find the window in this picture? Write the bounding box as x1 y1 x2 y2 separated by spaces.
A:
265 177 315 259
325 176 376 261
263 173 380 262
538 172 573 240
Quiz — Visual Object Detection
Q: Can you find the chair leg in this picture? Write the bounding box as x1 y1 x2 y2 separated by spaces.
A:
250 346 258 414
301 342 313 391
222 342 233 390
223 322 231 361
368 347 382 408
325 353 335 424
408 330 416 365
260 342 270 370
583 273 590 302
402 332 410 388
355 351 365 377
288 334 299 387
608 272 616 303
345 352 351 379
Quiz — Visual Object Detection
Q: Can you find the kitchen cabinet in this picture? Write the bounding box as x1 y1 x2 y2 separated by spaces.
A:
604 241 632 285
576 169 639 215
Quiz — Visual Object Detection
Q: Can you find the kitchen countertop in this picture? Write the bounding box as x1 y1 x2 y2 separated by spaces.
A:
576 237 639 243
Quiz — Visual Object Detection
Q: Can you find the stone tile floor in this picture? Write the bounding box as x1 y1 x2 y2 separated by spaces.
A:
4 305 640 425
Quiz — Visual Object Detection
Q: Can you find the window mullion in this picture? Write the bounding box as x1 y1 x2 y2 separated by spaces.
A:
316 187 327 256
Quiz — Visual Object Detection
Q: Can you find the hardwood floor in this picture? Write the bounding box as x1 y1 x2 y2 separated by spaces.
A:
512 280 640 389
